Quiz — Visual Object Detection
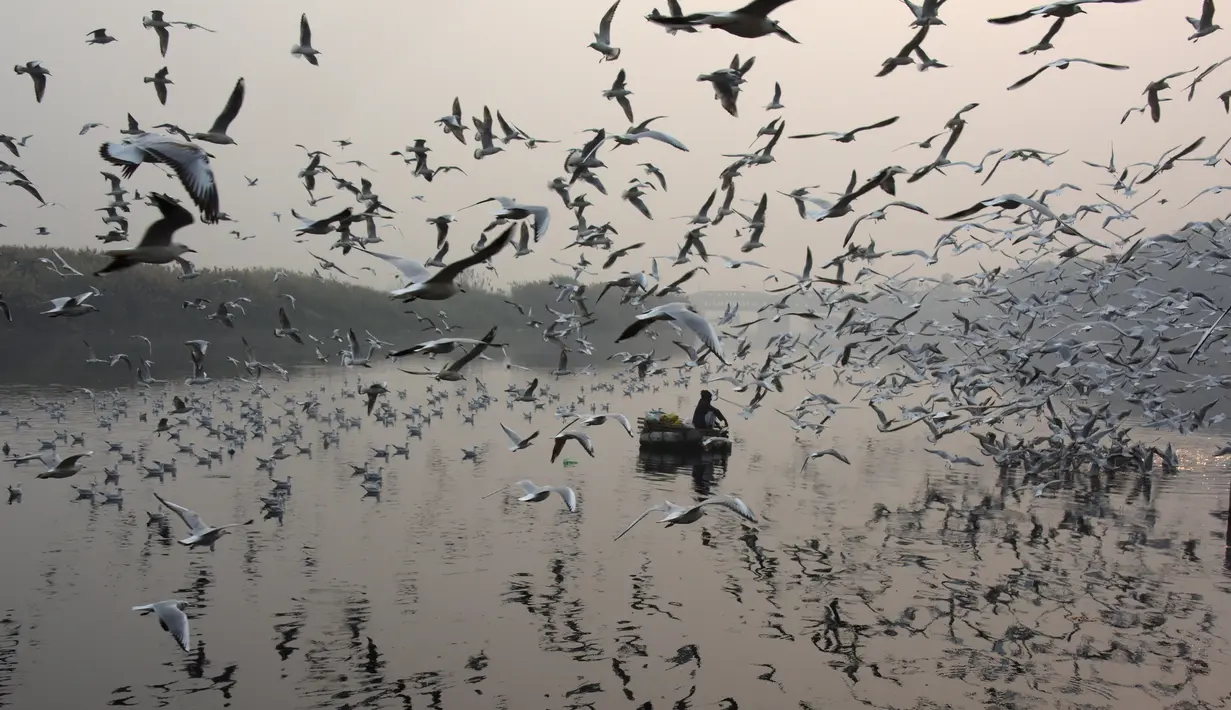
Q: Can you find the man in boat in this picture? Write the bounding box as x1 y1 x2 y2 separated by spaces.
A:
692 390 728 430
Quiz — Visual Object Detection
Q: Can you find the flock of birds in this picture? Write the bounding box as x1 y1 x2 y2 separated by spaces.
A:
1 0 1231 671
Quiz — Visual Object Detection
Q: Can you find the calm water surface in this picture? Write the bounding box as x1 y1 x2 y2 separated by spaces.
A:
0 362 1229 709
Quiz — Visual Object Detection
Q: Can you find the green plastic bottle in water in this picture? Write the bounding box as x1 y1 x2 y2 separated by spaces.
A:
562 457 578 468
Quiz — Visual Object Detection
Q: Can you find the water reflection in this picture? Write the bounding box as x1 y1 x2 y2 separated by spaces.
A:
0 363 1228 708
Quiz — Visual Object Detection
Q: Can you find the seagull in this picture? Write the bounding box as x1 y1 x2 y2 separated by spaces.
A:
483 480 578 513
614 495 757 540
36 452 93 479
611 129 689 151
192 78 245 144
464 197 551 241
790 115 899 142
1144 67 1198 122
153 491 253 551
550 427 596 464
472 106 504 160
765 81 785 110
799 449 851 474
132 600 190 652
988 0 1143 25
184 339 210 385
13 61 51 103
390 226 510 301
1006 57 1129 90
359 382 389 414
99 132 220 223
436 97 466 144
580 413 634 437
1188 0 1222 40
86 29 117 45
275 307 303 344
93 193 196 276
291 14 320 65
646 0 801 42
399 327 497 380
42 291 100 318
589 0 623 61
500 423 540 452
604 69 636 123
617 302 728 365
144 67 172 105
622 183 654 219
143 10 172 57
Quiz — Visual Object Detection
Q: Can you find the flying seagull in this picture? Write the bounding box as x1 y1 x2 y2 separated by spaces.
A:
390 226 511 301
13 61 50 103
483 480 578 513
646 0 801 42
100 133 220 223
614 495 757 541
153 491 254 551
143 10 172 57
1006 57 1129 90
94 193 196 276
132 600 190 652
192 77 245 144
589 0 623 61
291 14 320 65
144 67 172 105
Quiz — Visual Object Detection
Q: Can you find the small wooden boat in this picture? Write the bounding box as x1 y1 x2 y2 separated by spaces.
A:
637 416 732 453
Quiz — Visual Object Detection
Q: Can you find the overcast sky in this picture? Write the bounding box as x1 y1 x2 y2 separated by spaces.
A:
1 0 1228 292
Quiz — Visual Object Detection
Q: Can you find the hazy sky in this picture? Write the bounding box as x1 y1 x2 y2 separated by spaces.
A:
1 0 1229 293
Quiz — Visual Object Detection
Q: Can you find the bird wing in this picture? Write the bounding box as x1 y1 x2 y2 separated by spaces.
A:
672 308 727 364
153 492 210 535
158 603 190 652
610 413 633 437
139 192 195 247
433 224 512 284
597 0 620 42
359 248 433 283
852 115 900 134
56 453 91 470
739 0 798 18
209 77 245 134
500 423 524 446
140 139 219 223
447 326 497 372
565 431 595 457
614 503 668 541
698 495 758 522
299 14 312 45
1007 64 1053 90
548 486 578 513
637 130 689 151
278 307 292 330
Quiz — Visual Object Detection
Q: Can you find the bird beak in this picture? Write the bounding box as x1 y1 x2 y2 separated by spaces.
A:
186 247 197 253
459 287 467 293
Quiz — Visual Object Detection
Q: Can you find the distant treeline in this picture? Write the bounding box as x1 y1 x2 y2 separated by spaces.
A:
0 245 655 386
